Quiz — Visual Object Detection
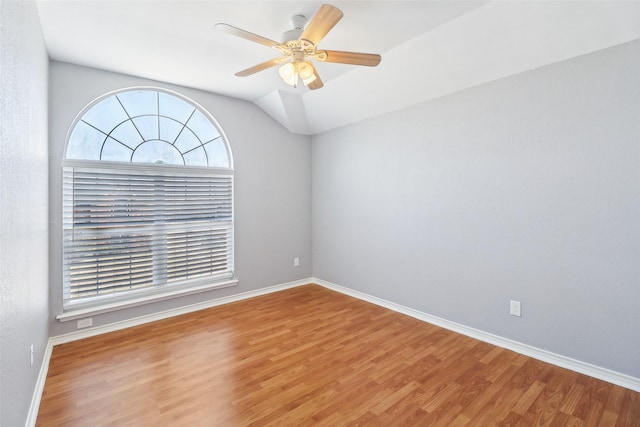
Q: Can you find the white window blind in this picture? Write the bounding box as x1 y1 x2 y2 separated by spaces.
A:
63 165 234 306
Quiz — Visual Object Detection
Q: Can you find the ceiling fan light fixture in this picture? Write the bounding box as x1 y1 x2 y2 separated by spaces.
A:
278 62 298 87
298 61 316 85
278 61 316 88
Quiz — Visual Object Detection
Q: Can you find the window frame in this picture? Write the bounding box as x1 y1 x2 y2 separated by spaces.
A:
58 87 236 319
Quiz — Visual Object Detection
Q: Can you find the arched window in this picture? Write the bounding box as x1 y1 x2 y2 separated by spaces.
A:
62 88 235 310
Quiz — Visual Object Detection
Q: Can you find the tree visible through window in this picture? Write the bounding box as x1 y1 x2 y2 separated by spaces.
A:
63 88 234 309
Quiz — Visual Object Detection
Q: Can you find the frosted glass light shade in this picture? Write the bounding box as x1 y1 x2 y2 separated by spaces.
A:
298 62 316 85
278 61 316 87
278 63 298 87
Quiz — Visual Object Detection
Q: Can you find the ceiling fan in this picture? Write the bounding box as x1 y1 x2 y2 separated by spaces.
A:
216 4 381 90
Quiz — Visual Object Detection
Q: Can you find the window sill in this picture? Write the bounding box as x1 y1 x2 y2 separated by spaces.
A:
56 279 238 322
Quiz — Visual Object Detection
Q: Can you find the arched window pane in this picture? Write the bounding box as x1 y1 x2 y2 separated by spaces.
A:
159 92 194 124
101 138 133 162
117 90 158 118
110 120 143 149
204 139 230 168
188 110 220 142
65 88 231 169
81 96 129 133
132 140 184 165
67 122 105 160
133 116 159 141
174 128 201 154
184 147 207 166
159 117 183 144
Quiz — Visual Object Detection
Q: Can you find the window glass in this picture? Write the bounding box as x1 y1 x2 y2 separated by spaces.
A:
174 128 201 153
81 96 129 132
63 88 234 309
188 110 220 142
132 140 183 165
110 120 144 149
66 89 231 168
101 138 133 162
159 92 194 124
159 117 183 145
67 122 105 160
204 139 230 168
183 147 208 166
133 116 160 141
117 90 158 118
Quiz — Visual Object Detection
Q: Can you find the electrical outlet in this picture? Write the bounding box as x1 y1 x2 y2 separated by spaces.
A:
510 300 522 317
30 345 34 367
294 257 300 267
77 318 93 329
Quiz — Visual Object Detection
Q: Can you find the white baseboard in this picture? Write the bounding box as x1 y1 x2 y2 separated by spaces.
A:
51 278 312 346
27 275 639 426
25 338 53 427
312 277 640 393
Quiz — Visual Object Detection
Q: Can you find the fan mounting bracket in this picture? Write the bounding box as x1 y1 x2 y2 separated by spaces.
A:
290 15 307 30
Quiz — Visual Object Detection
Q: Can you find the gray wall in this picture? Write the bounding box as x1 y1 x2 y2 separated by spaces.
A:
49 62 312 336
312 40 640 378
0 0 50 425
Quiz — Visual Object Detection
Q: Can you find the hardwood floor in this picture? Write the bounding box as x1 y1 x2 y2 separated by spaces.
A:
37 285 640 426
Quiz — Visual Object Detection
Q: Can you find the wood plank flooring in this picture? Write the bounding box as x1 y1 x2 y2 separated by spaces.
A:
37 285 640 426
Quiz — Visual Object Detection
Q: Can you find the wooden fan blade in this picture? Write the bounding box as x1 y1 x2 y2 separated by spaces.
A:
318 50 381 67
307 64 324 90
300 4 343 46
216 23 281 48
236 58 287 77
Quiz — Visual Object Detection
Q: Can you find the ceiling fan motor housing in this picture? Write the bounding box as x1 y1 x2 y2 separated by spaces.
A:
281 14 307 43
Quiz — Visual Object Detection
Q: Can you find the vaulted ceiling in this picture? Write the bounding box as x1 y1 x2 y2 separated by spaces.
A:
36 1 640 135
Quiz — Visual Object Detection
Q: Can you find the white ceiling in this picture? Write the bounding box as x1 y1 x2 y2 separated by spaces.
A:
36 0 640 135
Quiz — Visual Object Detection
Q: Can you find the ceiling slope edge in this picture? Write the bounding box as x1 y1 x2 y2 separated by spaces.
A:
255 89 313 135
300 0 640 135
255 90 290 131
